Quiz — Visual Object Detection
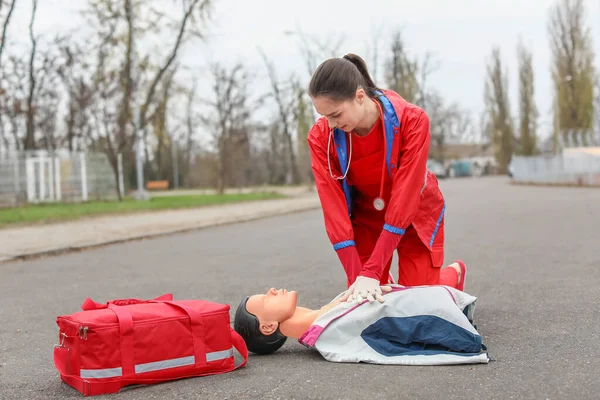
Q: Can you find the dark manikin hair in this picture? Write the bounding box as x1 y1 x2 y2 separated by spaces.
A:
233 296 287 355
308 53 380 101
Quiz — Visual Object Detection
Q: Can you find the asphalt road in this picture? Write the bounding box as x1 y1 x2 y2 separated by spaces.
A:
1 177 599 400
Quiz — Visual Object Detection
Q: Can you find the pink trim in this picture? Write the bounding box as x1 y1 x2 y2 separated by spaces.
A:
298 325 324 347
440 286 457 304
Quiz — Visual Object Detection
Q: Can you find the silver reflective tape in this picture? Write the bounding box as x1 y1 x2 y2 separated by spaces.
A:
79 348 234 378
206 348 233 362
80 367 122 379
135 355 195 374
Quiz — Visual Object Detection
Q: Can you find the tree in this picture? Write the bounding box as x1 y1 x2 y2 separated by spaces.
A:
182 76 199 184
484 46 515 173
0 0 17 69
594 74 600 144
259 49 300 184
83 0 214 193
56 40 95 151
295 84 312 183
0 0 18 151
385 30 419 105
284 27 345 124
149 65 177 181
548 0 595 148
23 0 37 150
517 39 538 155
384 30 438 108
202 63 253 194
383 29 472 162
427 91 473 162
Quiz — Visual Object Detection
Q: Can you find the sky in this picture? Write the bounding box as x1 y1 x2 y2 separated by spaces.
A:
4 0 600 143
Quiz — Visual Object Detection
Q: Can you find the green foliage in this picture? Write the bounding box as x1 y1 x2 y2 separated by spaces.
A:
385 30 420 105
0 192 284 227
517 40 538 155
548 0 596 146
484 47 515 173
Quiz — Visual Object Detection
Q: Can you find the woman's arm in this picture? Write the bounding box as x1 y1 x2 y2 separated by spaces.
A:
359 108 431 281
308 120 362 285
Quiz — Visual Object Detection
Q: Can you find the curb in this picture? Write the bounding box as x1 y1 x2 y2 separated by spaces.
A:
0 196 321 264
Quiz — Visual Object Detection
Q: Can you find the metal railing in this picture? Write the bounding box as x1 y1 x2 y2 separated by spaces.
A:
0 150 124 207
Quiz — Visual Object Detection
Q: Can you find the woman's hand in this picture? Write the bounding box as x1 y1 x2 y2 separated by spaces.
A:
340 276 392 304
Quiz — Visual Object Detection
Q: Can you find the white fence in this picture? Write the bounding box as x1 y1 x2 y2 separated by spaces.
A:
511 151 600 186
0 150 124 207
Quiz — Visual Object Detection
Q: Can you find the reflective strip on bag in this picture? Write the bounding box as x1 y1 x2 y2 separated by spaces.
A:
135 355 195 374
79 347 234 379
206 348 233 362
80 367 122 379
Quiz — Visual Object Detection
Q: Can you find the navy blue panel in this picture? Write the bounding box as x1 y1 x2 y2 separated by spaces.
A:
360 315 483 357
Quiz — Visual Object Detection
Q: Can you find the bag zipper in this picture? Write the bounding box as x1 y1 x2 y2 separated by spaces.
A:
58 308 227 329
78 326 88 340
72 314 209 339
59 308 229 340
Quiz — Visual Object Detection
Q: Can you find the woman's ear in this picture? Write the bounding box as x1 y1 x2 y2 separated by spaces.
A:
355 88 366 104
259 321 279 336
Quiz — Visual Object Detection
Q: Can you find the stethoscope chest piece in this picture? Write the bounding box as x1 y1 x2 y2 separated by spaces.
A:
373 197 385 211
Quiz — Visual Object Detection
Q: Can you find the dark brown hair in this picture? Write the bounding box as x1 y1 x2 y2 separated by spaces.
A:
308 53 379 101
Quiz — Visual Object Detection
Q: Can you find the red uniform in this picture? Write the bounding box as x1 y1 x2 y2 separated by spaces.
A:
308 90 449 288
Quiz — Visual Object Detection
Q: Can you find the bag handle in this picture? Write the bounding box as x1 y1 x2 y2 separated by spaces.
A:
158 300 207 367
104 299 207 369
81 293 173 311
229 326 249 370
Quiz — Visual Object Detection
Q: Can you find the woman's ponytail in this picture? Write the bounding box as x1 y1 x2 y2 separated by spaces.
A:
342 53 378 96
308 53 379 101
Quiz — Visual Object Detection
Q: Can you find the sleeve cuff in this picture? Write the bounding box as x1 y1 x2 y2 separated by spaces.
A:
333 240 356 250
383 223 406 235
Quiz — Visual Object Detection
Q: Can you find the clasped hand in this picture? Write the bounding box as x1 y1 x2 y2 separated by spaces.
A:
340 276 392 304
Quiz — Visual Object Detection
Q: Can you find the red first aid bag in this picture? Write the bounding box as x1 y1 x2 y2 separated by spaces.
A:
53 293 248 396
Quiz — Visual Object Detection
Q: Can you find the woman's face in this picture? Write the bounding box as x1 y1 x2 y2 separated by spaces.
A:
311 89 366 132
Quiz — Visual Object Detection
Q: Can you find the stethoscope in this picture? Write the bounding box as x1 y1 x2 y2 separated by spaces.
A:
327 100 387 211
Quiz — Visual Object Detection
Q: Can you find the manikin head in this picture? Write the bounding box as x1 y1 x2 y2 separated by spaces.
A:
308 53 379 132
233 288 298 355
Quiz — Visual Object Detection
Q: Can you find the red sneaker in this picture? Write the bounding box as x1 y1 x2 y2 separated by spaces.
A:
454 260 467 291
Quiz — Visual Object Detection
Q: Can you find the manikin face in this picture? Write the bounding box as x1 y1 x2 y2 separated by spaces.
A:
311 88 368 132
246 288 298 335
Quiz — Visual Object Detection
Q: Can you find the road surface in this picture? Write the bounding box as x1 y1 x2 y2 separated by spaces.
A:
1 177 599 399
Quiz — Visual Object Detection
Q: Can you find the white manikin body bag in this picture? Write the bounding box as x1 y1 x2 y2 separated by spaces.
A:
298 285 489 365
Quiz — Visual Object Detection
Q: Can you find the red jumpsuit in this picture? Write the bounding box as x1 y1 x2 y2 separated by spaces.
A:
308 90 457 288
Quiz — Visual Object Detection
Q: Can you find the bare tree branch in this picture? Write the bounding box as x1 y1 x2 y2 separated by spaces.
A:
258 47 299 184
24 0 37 150
0 0 17 68
139 0 211 132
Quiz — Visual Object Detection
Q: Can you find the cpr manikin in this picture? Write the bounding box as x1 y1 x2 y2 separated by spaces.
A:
234 262 490 365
